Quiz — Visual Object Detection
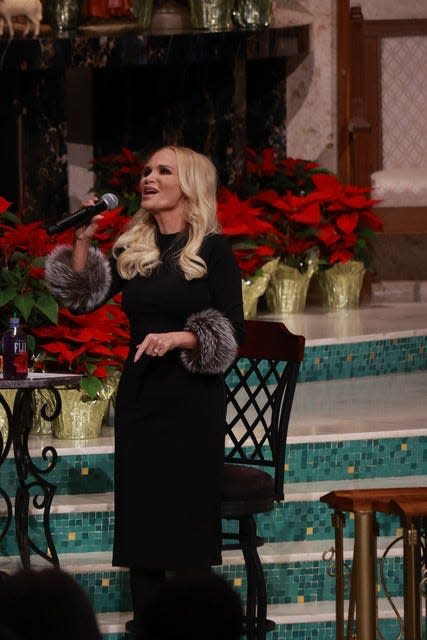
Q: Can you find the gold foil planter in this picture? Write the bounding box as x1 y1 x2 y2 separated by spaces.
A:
1 389 61 438
0 389 16 441
188 0 233 30
132 0 154 29
233 0 272 29
51 381 115 440
265 256 318 314
317 260 366 310
32 388 57 436
44 0 82 32
242 258 279 319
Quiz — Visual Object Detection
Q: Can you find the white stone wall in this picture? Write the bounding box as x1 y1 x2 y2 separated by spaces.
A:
67 142 95 211
352 0 427 20
275 0 427 173
273 0 337 172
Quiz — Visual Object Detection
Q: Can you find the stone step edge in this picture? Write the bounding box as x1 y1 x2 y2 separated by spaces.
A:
18 418 427 457
2 474 424 516
0 536 405 575
98 597 411 633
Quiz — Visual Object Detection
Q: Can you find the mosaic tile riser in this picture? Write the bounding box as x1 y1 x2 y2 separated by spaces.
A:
298 337 426 381
1 434 425 498
0 502 406 558
227 337 427 387
66 556 406 614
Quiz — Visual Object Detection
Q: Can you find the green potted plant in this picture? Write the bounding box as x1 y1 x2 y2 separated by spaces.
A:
240 149 383 312
0 197 131 438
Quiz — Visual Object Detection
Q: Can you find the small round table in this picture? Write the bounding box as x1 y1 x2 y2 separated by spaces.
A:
0 372 81 568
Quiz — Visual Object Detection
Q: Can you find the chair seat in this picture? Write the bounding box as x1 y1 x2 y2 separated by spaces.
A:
221 464 275 517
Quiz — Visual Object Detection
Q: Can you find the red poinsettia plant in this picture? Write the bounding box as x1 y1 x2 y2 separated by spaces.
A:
0 196 131 398
91 146 145 217
227 147 383 274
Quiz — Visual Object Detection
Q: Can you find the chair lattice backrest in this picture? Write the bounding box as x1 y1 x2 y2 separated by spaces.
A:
224 320 305 500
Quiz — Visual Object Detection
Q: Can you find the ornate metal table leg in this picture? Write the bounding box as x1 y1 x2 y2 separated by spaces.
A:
0 393 13 548
12 387 62 568
332 510 346 640
354 511 377 640
402 515 422 640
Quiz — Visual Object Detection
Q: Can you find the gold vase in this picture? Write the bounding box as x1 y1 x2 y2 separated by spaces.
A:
51 381 116 440
317 260 366 310
242 258 279 319
233 0 272 29
132 0 154 29
0 389 52 439
31 388 60 436
265 255 318 314
188 0 233 30
45 0 83 32
0 389 16 441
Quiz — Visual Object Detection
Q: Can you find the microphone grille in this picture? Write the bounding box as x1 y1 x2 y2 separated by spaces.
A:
101 193 119 210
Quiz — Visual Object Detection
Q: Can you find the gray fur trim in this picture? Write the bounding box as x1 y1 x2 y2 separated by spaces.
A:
44 245 112 313
180 308 238 374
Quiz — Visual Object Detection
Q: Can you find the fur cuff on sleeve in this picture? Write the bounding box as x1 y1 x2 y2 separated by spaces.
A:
44 245 112 313
180 308 238 374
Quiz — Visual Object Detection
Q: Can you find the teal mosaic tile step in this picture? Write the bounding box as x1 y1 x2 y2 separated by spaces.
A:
226 501 403 544
75 570 131 614
284 436 427 483
299 336 427 381
1 433 424 499
268 622 335 640
0 498 405 558
36 555 405 615
268 619 407 640
0 511 114 558
227 336 427 387
219 557 405 606
0 453 115 497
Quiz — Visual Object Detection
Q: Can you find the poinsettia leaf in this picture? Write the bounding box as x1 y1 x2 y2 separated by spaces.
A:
0 210 20 224
32 257 46 267
14 294 35 321
232 240 259 250
34 293 59 324
81 375 103 400
1 268 20 287
27 334 36 354
358 227 376 240
10 251 28 262
0 286 17 306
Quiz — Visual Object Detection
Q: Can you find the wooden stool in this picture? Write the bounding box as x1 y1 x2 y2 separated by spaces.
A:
320 487 427 640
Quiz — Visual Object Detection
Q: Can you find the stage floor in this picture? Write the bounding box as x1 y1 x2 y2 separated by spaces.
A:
258 300 427 345
22 301 427 455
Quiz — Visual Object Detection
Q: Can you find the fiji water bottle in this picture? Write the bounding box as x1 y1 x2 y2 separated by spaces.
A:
1 316 28 380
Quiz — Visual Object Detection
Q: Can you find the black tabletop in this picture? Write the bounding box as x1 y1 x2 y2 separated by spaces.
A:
0 372 82 390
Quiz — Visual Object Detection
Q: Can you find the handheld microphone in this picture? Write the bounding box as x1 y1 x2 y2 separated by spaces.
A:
45 193 119 235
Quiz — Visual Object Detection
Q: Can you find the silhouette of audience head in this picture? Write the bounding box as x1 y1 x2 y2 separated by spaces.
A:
141 571 244 640
0 567 101 640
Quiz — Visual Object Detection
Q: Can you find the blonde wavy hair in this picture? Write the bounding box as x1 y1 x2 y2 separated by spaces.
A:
112 146 220 280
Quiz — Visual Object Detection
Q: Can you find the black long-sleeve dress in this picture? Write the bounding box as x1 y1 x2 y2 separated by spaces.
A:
45 230 244 570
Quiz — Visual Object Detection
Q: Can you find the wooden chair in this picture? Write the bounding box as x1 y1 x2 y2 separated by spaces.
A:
221 320 305 639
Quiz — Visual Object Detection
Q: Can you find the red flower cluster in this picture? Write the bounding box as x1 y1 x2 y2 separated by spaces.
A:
0 197 131 398
91 147 145 216
217 188 283 277
219 148 383 275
